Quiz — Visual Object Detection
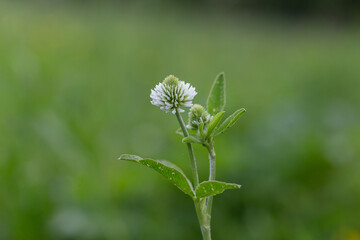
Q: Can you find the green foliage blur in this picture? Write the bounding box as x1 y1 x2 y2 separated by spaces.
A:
1 1 360 239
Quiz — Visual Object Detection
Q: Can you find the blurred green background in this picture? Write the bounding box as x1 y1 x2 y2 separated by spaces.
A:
1 1 360 239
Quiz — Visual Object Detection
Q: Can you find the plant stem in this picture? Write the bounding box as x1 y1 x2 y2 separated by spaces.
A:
208 144 216 181
195 199 212 240
175 109 211 239
206 143 216 217
175 109 199 187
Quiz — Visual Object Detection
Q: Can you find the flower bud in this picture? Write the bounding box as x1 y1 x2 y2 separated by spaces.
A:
187 104 212 130
163 75 179 86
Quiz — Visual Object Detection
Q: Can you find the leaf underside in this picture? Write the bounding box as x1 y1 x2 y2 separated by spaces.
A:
207 72 226 116
119 154 195 197
195 180 241 198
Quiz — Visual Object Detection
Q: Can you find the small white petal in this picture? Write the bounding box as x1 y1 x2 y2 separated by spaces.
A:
150 76 197 113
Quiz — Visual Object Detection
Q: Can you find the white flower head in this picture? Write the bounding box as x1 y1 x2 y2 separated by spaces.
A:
150 75 197 114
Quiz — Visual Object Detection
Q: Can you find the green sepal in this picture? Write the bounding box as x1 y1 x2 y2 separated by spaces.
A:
182 135 203 145
119 154 195 197
195 180 241 198
176 128 184 136
206 111 225 139
207 72 226 116
176 128 197 137
215 108 246 136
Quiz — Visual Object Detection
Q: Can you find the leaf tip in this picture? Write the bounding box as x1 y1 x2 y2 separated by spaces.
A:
118 154 142 161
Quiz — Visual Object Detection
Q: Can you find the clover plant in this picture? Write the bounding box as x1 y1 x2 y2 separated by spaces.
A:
119 73 246 239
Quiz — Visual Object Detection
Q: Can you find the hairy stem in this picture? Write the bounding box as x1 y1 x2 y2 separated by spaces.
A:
195 199 212 240
175 109 212 239
206 144 216 216
175 109 199 187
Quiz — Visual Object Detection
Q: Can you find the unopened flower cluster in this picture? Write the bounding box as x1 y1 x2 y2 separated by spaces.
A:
187 104 212 130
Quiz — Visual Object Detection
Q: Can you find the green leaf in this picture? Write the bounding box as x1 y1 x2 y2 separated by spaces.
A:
198 122 205 137
182 136 203 144
215 108 246 135
195 180 241 198
119 154 195 197
206 111 225 138
207 72 226 116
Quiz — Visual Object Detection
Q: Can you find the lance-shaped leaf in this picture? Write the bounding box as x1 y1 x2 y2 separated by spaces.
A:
206 111 225 138
119 154 195 197
207 72 226 116
215 108 246 135
198 122 205 137
195 180 241 198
